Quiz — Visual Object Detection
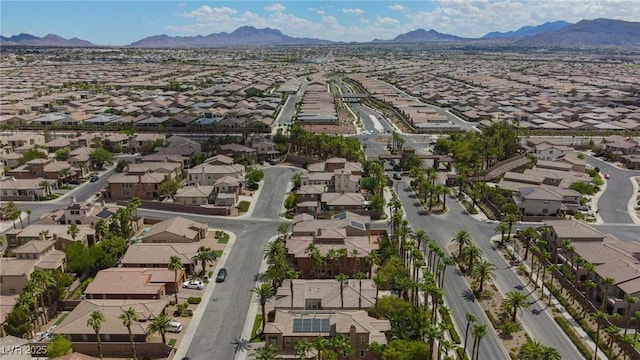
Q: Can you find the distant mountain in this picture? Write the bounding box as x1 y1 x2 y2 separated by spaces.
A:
374 29 464 43
130 26 333 47
0 33 94 47
516 18 640 47
482 21 571 39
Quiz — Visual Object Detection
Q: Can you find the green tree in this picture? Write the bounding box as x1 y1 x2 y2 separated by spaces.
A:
463 312 477 356
108 207 133 239
1 201 22 229
335 273 348 309
502 291 530 322
355 271 367 309
471 260 497 293
115 160 128 172
87 310 105 359
518 339 560 360
452 230 471 259
624 296 638 337
284 192 297 212
3 306 32 338
54 148 70 161
251 344 281 360
382 339 430 359
600 277 614 312
471 324 487 360
19 148 47 164
252 282 273 335
158 179 180 200
168 256 183 304
89 147 113 169
246 166 265 188
147 313 173 345
39 180 52 197
65 242 94 275
295 339 313 359
67 223 80 242
47 334 72 358
119 307 138 360
191 249 217 277
94 218 108 243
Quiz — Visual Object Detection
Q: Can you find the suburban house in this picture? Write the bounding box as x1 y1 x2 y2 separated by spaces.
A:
250 138 279 161
131 133 166 153
120 243 201 274
187 164 245 187
8 158 77 187
512 185 581 216
103 133 131 153
204 154 235 165
105 172 167 200
175 185 216 206
0 176 46 201
270 279 378 312
321 192 366 213
218 143 257 162
4 224 94 250
126 162 182 180
83 268 182 299
286 212 377 279
542 220 640 321
55 299 172 358
139 217 208 243
0 239 65 295
39 200 118 228
532 142 574 161
601 135 639 155
263 310 390 360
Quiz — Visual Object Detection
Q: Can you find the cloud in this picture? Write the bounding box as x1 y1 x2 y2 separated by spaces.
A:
389 4 405 12
264 3 285 13
176 2 186 8
180 5 237 20
375 16 399 27
342 8 364 15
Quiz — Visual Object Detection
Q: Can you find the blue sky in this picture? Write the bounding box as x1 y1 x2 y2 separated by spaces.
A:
2 1 639 45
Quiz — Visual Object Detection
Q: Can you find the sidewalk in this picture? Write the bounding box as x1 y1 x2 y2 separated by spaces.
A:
498 236 609 360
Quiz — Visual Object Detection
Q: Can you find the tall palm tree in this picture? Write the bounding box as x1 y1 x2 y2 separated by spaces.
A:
471 260 497 293
452 230 471 259
252 283 273 335
94 218 108 244
335 273 348 309
311 337 329 360
413 229 428 253
39 180 52 197
463 245 482 273
519 226 538 260
605 325 621 358
30 271 55 323
495 222 509 244
593 311 607 360
355 271 367 309
67 223 80 242
305 244 324 279
623 295 637 337
127 197 141 231
26 209 32 225
471 324 487 360
503 213 519 242
191 249 217 276
87 310 105 359
119 307 138 360
286 270 299 308
634 311 640 343
277 223 289 241
463 312 477 356
600 277 614 312
147 313 172 344
503 291 530 322
168 256 183 304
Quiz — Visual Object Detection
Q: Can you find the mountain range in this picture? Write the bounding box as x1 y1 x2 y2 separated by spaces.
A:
2 18 639 48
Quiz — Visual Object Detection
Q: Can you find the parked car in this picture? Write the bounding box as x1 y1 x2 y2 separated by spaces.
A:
69 179 81 185
269 159 278 165
182 280 204 290
393 173 402 180
89 175 99 182
167 321 183 333
215 268 227 282
578 205 590 211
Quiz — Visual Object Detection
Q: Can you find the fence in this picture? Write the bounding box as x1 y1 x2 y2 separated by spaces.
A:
117 200 231 216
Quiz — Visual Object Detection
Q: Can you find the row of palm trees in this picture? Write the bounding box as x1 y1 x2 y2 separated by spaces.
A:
452 230 497 294
4 270 58 338
517 226 640 360
407 164 451 212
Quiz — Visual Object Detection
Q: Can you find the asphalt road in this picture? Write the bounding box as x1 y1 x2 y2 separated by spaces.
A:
584 155 640 224
394 181 585 359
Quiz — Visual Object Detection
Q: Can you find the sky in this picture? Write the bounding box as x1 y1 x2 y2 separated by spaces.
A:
2 1 640 45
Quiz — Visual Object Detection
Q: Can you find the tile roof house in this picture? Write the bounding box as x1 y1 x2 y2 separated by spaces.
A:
139 216 208 243
512 185 580 216
175 184 216 206
120 243 201 275
4 224 94 250
270 279 378 311
218 143 257 162
84 268 180 300
187 164 245 187
105 172 167 201
0 176 46 201
0 239 65 295
55 299 171 358
39 201 117 227
263 310 390 360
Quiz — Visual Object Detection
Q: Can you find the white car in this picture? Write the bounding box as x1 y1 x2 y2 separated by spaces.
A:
167 321 182 333
182 280 204 290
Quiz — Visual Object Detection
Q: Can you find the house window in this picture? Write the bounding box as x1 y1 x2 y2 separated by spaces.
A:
269 337 277 347
360 335 366 343
285 338 291 347
360 350 365 357
542 208 548 214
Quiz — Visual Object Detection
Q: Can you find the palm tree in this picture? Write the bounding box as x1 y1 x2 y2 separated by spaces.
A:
503 213 519 242
634 311 640 343
600 277 614 312
605 325 621 358
67 223 80 242
252 283 273 335
252 344 281 360
87 310 105 359
94 218 108 244
463 312 477 356
452 230 471 259
503 291 530 322
119 307 138 360
495 222 509 244
335 273 348 309
295 339 313 360
30 271 55 323
623 295 638 337
311 337 329 360
519 226 538 260
168 256 183 304
277 223 289 241
147 313 172 344
286 270 299 308
518 339 560 360
127 197 141 231
471 323 487 360
471 260 497 293
191 249 217 277
26 209 32 225
39 180 52 197
305 244 324 279
355 271 367 309
593 310 607 360
463 245 482 273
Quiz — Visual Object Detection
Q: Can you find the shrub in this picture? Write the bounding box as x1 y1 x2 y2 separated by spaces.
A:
187 297 201 304
554 316 593 359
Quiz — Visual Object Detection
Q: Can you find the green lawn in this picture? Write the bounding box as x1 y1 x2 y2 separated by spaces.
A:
237 201 250 213
53 313 69 326
168 339 177 347
216 232 230 244
250 314 263 342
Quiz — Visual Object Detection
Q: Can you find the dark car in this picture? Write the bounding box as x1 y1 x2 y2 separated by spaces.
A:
89 175 99 182
393 173 402 180
215 268 227 282
69 179 81 185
